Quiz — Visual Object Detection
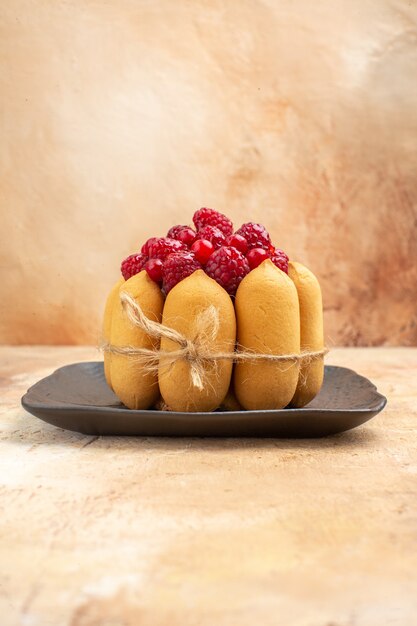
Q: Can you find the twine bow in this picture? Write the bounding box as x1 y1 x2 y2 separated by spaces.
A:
101 291 328 390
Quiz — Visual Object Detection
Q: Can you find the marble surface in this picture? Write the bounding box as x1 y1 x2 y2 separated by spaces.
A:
1 1 417 346
0 346 416 625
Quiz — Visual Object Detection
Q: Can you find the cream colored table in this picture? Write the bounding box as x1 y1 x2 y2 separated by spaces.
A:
0 347 416 626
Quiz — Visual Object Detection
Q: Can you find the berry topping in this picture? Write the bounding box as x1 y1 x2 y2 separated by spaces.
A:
205 246 250 296
141 237 159 256
235 222 271 251
191 239 215 265
196 225 225 249
225 233 249 255
270 247 289 274
162 252 202 294
246 247 269 270
167 225 196 247
147 237 187 261
145 258 163 283
121 253 148 280
193 207 233 237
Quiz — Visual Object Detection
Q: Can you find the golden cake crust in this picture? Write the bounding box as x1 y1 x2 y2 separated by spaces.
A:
288 261 324 408
234 260 300 410
102 278 124 389
110 271 164 410
158 270 236 412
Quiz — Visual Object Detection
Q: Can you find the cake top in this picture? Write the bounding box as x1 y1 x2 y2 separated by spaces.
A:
120 207 289 296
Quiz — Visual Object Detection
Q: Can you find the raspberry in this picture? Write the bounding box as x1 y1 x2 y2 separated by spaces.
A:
270 248 289 274
121 253 148 280
147 237 187 261
235 222 271 251
167 225 196 247
196 225 225 249
162 252 202 294
193 208 233 236
246 247 269 270
205 246 250 296
191 239 214 265
141 237 159 256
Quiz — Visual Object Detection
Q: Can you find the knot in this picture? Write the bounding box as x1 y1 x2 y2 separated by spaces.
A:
184 340 201 364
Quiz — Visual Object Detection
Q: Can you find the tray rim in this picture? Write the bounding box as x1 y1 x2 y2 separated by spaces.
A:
21 362 387 417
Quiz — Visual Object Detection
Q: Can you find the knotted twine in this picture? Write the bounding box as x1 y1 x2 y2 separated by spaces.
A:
101 291 328 391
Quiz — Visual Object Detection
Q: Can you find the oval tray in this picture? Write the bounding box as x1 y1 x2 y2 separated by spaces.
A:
21 362 387 437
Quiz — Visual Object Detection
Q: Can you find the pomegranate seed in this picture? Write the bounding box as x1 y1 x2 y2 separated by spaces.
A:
191 239 215 265
225 233 249 255
246 247 269 270
145 258 163 283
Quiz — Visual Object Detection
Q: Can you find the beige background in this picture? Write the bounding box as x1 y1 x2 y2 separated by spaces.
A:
1 0 416 346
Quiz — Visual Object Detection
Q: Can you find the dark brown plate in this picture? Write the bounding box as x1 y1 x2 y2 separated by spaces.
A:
21 362 386 437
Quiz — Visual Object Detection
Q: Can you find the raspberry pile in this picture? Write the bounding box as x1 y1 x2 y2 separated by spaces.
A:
120 207 289 295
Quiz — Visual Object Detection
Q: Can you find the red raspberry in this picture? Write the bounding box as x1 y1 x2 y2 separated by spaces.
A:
163 252 202 294
191 239 215 265
196 225 225 249
121 253 148 280
235 222 271 251
147 237 187 261
193 208 233 236
270 248 289 274
205 246 250 296
141 237 159 256
167 225 196 247
246 247 269 270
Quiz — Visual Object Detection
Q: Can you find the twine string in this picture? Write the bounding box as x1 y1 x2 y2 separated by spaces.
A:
101 291 328 390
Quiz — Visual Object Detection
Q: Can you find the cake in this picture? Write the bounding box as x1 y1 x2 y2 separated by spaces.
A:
102 208 324 411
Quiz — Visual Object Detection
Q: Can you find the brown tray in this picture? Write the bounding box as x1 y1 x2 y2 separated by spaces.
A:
21 362 386 437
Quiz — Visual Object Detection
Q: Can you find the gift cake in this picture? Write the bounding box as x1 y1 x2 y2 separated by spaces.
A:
102 208 325 412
